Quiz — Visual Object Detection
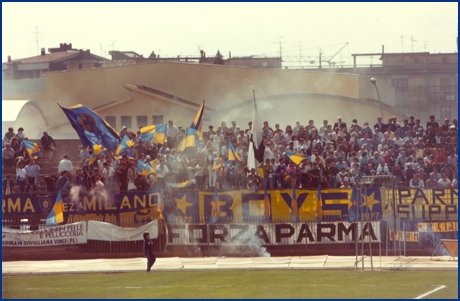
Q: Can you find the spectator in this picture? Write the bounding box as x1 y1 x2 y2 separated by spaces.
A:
2 143 15 169
15 127 25 144
9 137 21 161
247 168 262 192
438 173 452 188
451 174 458 188
24 159 40 192
430 168 442 181
55 171 72 197
45 174 58 192
425 173 439 188
40 131 57 160
409 173 425 188
102 162 116 192
15 160 27 192
79 145 90 168
166 120 179 149
155 158 169 189
3 127 15 147
2 174 15 196
376 162 390 175
426 115 439 130
117 162 129 192
58 154 73 176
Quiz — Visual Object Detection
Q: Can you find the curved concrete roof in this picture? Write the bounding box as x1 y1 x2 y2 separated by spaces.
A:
2 100 30 121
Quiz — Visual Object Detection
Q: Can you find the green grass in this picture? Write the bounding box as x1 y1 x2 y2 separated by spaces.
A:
2 270 458 299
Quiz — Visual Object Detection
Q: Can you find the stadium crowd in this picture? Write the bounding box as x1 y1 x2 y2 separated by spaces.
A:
2 114 459 196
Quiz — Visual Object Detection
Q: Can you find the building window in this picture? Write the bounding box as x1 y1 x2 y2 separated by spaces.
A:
413 57 419 64
152 115 163 124
391 78 408 93
442 57 448 64
137 116 148 129
440 105 451 120
121 116 132 130
440 78 451 93
105 116 117 129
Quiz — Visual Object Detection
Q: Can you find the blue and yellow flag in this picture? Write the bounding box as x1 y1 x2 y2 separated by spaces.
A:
115 135 136 159
316 185 323 223
167 179 196 188
22 140 40 159
177 100 205 151
137 159 154 176
87 144 105 165
139 124 167 145
183 128 202 149
59 104 120 152
211 186 220 223
46 190 64 225
190 99 205 138
227 140 241 162
291 187 299 222
286 151 309 166
212 157 225 169
264 187 271 222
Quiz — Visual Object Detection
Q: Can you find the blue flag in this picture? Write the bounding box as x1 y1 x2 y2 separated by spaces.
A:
291 187 299 222
316 185 323 223
59 104 120 152
210 186 220 223
348 188 383 222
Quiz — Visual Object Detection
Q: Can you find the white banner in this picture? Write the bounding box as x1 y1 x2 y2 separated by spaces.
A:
2 222 87 247
87 220 158 241
166 222 381 246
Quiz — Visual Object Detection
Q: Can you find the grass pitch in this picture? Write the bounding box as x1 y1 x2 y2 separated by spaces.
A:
2 270 457 299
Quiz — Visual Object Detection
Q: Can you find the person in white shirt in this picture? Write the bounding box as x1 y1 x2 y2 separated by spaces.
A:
58 154 73 174
166 120 179 149
79 146 90 168
451 174 458 188
155 159 170 188
15 160 27 192
102 162 115 191
376 162 390 175
437 173 452 188
409 173 425 188
393 132 404 148
211 129 224 151
447 151 458 166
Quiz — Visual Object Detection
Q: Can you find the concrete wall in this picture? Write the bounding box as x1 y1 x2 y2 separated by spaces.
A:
2 62 399 139
2 77 47 97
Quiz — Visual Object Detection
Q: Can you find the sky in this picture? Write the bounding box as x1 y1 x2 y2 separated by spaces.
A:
2 2 458 67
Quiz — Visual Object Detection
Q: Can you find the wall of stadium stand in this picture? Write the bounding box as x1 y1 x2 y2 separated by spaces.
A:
2 140 458 261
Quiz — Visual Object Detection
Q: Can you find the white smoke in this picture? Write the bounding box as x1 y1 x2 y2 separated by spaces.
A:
216 223 271 257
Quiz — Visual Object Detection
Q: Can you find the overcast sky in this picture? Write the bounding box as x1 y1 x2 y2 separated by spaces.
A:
2 2 458 66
